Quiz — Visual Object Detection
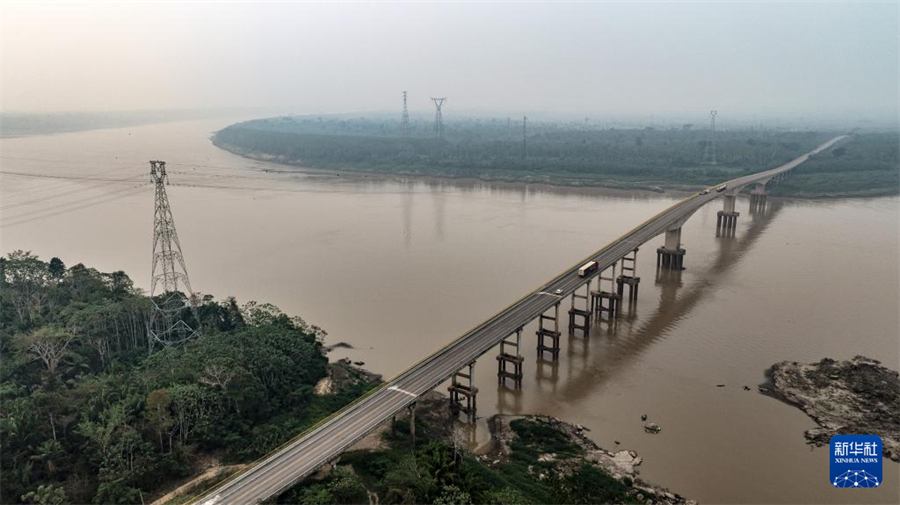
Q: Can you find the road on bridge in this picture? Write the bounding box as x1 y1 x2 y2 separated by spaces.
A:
194 135 845 505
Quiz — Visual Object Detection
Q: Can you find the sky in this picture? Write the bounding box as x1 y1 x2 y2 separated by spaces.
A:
1 1 897 123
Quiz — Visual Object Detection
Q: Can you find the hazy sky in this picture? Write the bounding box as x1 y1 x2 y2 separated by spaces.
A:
1 1 897 121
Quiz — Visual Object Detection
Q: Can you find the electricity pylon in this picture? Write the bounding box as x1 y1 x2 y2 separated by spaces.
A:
401 91 410 136
148 160 199 349
431 97 447 139
703 110 718 165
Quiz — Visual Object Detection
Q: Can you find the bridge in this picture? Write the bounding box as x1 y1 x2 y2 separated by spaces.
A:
194 135 845 505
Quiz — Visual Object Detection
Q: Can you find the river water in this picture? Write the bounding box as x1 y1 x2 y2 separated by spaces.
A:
1 119 897 504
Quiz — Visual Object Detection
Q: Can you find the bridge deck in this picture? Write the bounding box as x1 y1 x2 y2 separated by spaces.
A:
195 135 845 505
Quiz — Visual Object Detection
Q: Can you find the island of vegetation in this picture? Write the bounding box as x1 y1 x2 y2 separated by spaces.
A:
767 356 899 462
212 115 899 198
1 252 689 505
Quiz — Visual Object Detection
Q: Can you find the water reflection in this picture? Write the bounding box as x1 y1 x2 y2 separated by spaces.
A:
556 201 784 399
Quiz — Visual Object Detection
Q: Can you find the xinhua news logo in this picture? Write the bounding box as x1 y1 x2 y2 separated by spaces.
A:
830 435 882 488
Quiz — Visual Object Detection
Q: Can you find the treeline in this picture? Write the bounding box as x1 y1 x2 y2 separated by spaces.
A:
213 116 842 189
0 252 365 504
770 132 900 197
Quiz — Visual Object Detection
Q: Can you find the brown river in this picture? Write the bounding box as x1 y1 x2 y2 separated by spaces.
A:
1 119 897 504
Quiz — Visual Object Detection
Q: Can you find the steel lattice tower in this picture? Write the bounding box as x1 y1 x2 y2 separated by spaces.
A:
431 97 447 139
703 110 718 165
522 115 527 158
148 160 199 348
401 91 410 136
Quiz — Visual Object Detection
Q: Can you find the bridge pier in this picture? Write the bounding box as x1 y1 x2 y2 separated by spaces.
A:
749 183 768 213
657 227 686 270
616 248 641 301
497 328 524 387
568 280 592 336
536 303 561 360
716 194 739 235
448 362 478 420
591 261 620 319
750 193 767 213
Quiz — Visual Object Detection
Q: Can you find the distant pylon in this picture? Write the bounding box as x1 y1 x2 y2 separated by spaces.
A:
401 91 410 136
431 97 447 139
703 110 718 165
148 160 199 348
522 116 527 158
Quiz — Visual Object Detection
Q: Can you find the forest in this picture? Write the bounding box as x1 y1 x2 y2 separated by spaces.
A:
0 251 371 504
212 115 898 197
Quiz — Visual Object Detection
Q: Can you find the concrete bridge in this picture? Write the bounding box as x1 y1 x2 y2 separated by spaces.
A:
193 135 845 505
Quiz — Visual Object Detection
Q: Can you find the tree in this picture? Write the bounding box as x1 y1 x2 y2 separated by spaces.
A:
92 478 141 505
3 251 49 326
328 466 368 504
145 389 175 452
47 258 66 280
21 484 67 505
18 326 75 376
434 485 472 505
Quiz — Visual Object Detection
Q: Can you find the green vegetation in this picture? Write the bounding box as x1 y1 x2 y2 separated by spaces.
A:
0 251 373 504
769 132 900 197
212 115 897 197
277 417 632 505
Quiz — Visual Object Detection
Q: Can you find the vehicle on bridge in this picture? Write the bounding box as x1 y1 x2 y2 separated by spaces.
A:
717 184 728 192
578 261 599 277
700 188 710 195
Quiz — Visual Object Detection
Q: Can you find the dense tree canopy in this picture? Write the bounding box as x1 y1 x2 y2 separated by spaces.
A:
213 116 898 197
0 252 341 504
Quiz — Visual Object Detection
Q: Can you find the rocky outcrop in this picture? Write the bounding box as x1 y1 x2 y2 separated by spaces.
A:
484 415 695 505
768 356 899 462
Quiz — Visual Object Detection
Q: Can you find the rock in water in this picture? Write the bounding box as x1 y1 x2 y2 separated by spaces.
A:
768 356 899 462
644 423 661 434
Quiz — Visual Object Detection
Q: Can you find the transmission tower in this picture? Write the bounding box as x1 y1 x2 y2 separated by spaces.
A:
522 116 527 158
401 91 410 136
431 97 447 139
148 160 199 348
703 110 718 165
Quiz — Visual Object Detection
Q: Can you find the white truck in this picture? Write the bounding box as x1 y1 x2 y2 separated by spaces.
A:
578 261 599 277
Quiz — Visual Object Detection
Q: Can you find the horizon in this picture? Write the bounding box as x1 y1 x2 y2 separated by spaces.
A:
1 1 897 124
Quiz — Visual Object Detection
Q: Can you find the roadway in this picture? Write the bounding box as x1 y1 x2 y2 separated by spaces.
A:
195 135 845 505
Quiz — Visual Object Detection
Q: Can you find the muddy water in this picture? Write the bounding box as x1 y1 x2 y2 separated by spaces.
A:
1 119 897 504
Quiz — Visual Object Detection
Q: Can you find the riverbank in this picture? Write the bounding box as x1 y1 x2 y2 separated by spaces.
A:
275 390 693 505
767 356 900 462
214 140 899 200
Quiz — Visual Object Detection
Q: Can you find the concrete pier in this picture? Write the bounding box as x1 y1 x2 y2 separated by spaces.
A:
448 362 478 420
716 194 739 235
536 303 561 360
749 183 768 213
568 280 592 336
656 227 686 270
616 248 641 301
590 261 620 319
497 328 524 387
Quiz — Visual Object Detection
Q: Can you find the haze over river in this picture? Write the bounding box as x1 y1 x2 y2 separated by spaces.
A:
1 119 897 504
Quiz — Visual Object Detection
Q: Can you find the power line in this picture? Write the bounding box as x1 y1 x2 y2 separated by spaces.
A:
0 178 144 211
0 170 146 183
0 184 150 229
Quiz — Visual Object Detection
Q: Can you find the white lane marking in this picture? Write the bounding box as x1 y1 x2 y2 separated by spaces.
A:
388 386 418 398
200 495 221 505
535 291 563 297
